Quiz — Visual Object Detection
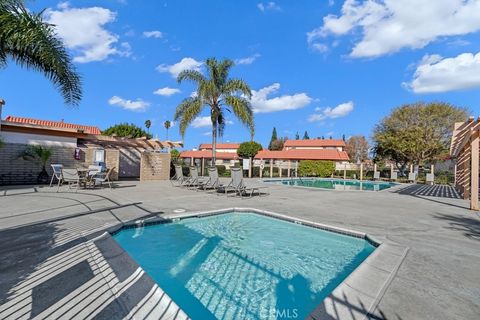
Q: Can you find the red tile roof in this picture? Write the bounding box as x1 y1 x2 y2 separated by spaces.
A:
283 139 346 148
255 149 350 161
199 143 240 150
180 150 239 160
180 149 349 161
4 116 101 135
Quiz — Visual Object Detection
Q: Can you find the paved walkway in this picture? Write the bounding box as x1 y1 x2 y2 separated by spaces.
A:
0 180 479 319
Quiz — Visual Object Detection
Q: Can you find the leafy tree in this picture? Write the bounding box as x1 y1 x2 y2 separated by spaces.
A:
237 141 262 159
269 138 285 151
145 120 151 133
342 134 346 141
295 132 300 140
268 127 278 150
164 120 171 139
170 149 180 162
303 131 310 140
102 123 152 139
0 0 82 105
346 136 369 163
18 145 52 183
373 102 468 173
174 58 254 163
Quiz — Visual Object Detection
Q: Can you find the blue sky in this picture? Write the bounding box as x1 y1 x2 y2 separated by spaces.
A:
1 0 480 149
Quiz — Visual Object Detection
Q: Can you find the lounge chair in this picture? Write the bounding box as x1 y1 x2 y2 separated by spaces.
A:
408 172 417 183
62 169 81 191
199 166 224 192
225 167 268 198
186 166 206 189
390 172 398 181
373 171 380 180
50 164 63 189
171 165 190 187
92 167 114 189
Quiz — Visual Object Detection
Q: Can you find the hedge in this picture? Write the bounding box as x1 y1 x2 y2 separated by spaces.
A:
298 160 335 177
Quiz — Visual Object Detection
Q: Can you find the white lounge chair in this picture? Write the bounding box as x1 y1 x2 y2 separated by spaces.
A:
50 164 63 190
62 169 81 191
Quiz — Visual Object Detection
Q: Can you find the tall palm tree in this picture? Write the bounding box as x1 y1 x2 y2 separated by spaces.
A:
164 120 171 140
0 0 82 105
174 58 254 163
145 119 151 133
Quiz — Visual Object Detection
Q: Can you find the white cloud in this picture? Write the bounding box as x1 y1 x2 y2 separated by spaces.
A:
308 0 480 58
405 51 480 93
143 30 163 38
311 43 329 53
108 96 150 112
191 116 211 128
191 116 233 128
235 54 261 65
257 2 281 12
156 57 203 78
45 3 130 63
308 101 354 122
250 83 312 113
153 87 181 96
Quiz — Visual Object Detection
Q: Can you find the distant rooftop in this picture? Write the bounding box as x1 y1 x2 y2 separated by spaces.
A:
4 115 102 135
199 143 241 150
284 139 346 148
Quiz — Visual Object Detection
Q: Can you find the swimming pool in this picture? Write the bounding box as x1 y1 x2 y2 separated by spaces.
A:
269 178 396 191
113 211 376 319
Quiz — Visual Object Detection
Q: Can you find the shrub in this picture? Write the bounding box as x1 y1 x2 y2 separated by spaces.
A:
216 165 227 176
299 160 335 177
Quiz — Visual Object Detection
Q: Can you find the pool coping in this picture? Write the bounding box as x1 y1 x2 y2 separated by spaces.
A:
261 177 405 193
104 207 409 320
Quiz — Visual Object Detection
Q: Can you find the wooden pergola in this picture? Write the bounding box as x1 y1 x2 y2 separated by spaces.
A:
450 116 480 210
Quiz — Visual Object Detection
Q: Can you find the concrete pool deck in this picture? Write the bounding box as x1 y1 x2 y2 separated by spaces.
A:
0 180 479 319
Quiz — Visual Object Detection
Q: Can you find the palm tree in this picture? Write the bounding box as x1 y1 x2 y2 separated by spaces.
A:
0 0 82 105
164 120 171 140
145 119 151 134
174 58 254 163
18 145 53 183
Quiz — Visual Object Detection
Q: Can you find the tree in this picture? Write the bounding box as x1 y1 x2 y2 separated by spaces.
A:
164 120 171 140
268 127 278 150
174 58 254 163
295 132 300 140
373 102 468 173
0 0 82 105
303 131 310 140
145 120 151 133
237 141 262 177
170 149 180 163
346 136 369 163
18 145 52 183
269 138 284 151
102 123 152 139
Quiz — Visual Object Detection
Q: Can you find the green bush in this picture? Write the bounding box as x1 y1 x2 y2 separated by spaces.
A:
299 160 335 177
216 165 227 176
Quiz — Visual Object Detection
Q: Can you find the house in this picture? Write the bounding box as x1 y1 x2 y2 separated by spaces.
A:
0 115 182 184
180 139 350 177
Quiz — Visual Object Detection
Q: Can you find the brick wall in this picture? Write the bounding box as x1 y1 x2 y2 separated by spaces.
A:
0 143 120 185
140 152 171 181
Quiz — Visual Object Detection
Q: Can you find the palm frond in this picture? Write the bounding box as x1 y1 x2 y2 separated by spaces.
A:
177 69 206 84
175 97 203 136
0 1 82 105
223 78 251 98
225 95 254 136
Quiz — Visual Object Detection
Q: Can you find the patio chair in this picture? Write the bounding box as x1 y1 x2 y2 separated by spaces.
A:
171 165 190 187
62 169 81 191
92 167 114 189
225 167 268 198
373 171 380 180
50 164 63 189
186 166 206 189
199 166 224 192
390 172 398 181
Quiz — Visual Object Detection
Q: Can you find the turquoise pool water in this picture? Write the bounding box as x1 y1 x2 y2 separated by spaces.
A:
113 212 375 319
270 178 395 191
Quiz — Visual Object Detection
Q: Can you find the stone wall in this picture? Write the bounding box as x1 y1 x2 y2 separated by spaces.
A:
140 152 171 181
0 143 120 185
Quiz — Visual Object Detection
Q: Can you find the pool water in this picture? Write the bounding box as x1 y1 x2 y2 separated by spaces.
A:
275 178 395 191
113 212 375 319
